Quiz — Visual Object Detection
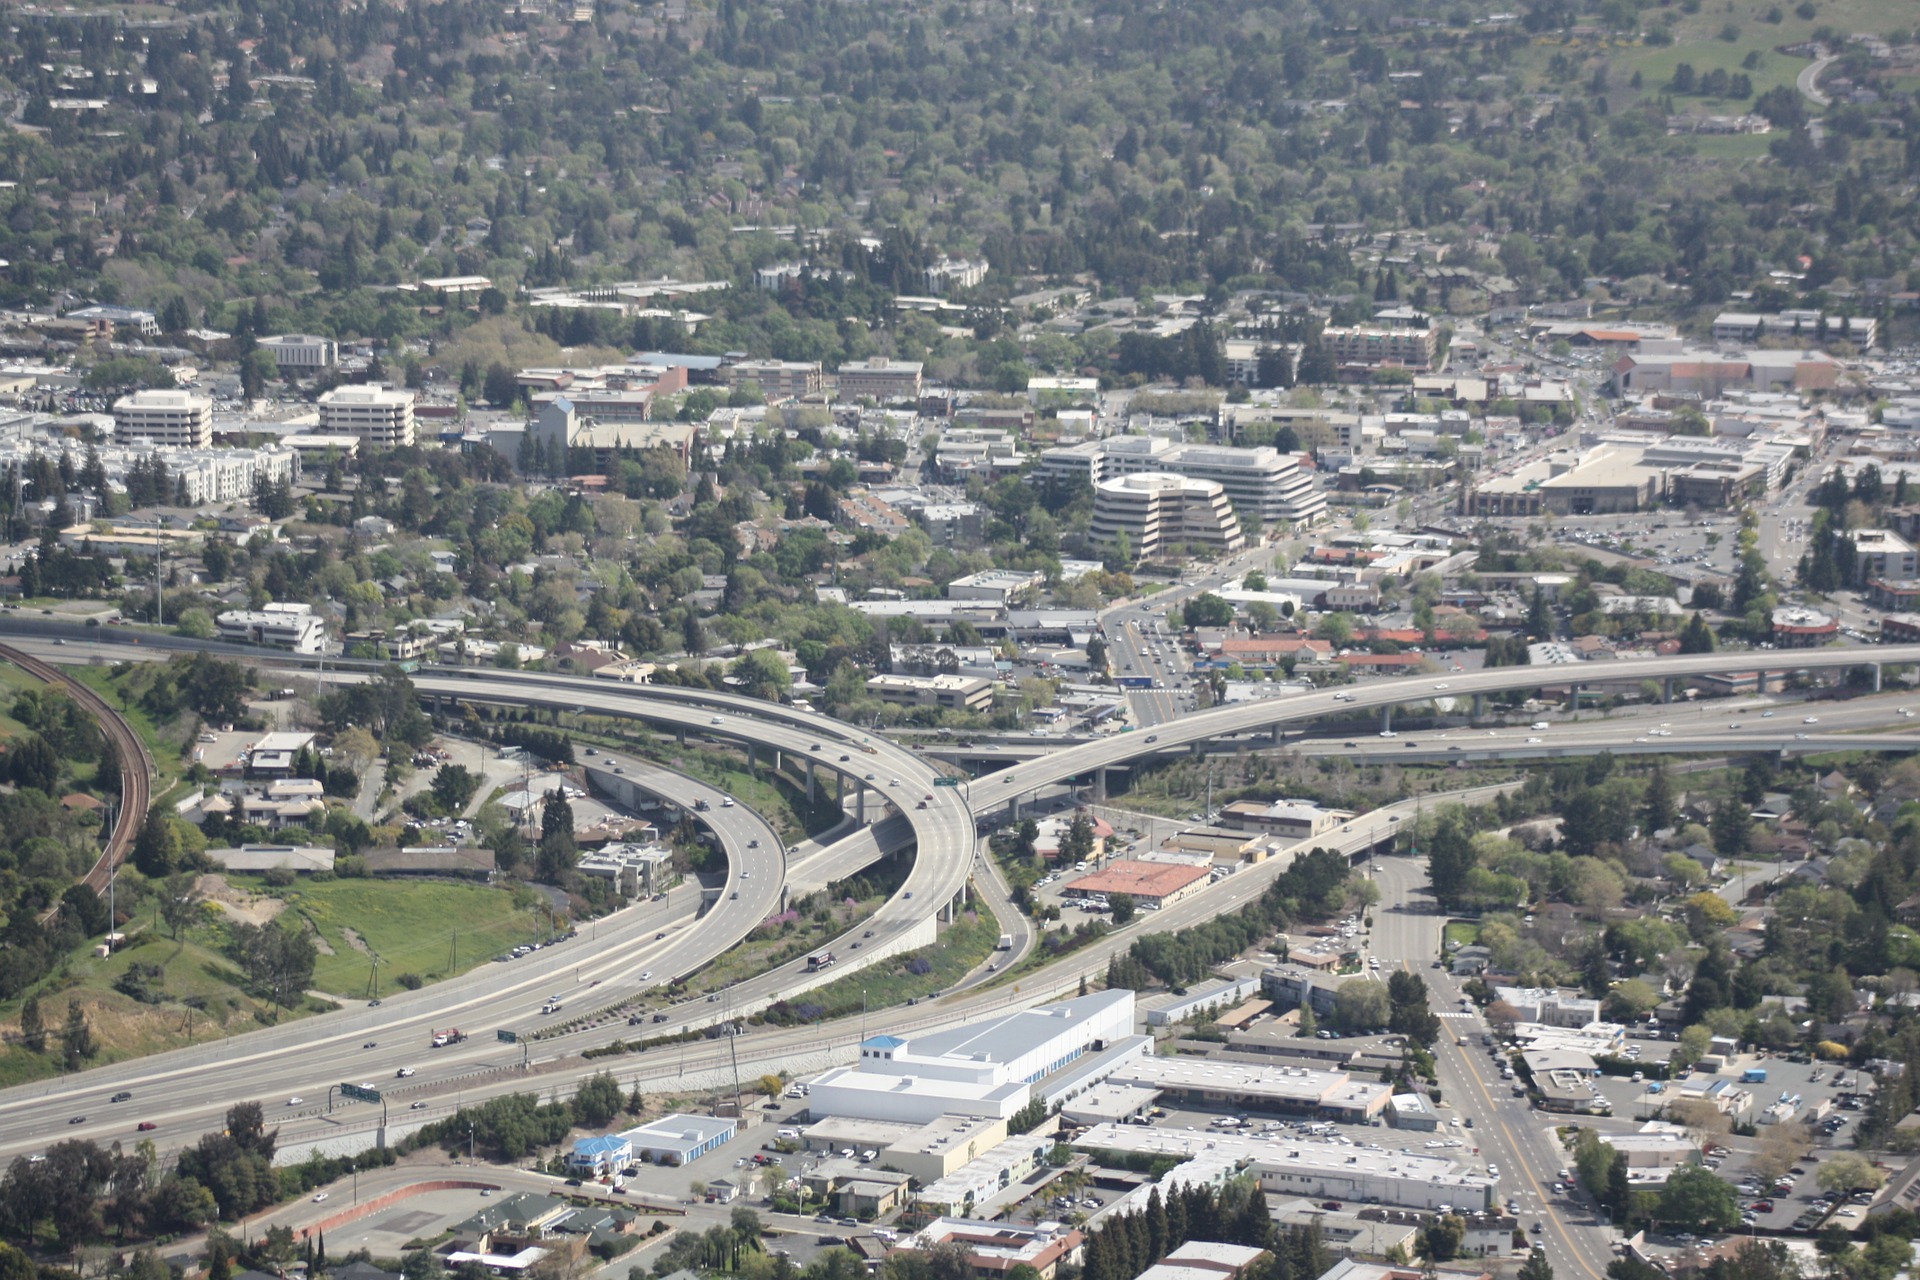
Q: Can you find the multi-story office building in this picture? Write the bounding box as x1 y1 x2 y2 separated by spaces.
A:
1090 472 1246 559
834 358 924 402
258 334 339 371
113 389 213 448
1319 325 1437 371
1041 437 1325 527
722 360 823 400
318 385 416 449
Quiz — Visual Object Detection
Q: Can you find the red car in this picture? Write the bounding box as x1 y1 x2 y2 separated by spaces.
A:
136 1122 157 1132
1749 1201 1774 1213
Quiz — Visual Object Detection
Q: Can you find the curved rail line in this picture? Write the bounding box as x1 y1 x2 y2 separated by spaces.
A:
0 642 153 905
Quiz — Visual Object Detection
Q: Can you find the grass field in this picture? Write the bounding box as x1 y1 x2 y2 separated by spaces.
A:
68 663 190 798
1444 921 1481 952
273 878 553 997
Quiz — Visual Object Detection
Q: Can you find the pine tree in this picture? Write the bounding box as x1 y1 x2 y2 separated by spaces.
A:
1644 765 1675 834
19 994 45 1052
1519 1247 1554 1280
61 997 97 1070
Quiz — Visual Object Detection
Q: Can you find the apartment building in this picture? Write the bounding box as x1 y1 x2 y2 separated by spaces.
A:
113 389 213 448
1855 529 1918 581
1710 311 1877 348
318 385 416 449
1319 325 1436 371
1090 472 1246 559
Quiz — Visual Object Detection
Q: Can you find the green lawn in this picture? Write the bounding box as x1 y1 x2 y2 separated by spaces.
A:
1444 921 1481 951
274 878 552 997
1681 132 1776 162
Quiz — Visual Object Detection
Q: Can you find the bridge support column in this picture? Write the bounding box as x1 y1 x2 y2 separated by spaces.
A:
1569 684 1583 711
1473 693 1486 719
677 727 687 747
857 788 867 823
1271 725 1284 745
1094 767 1108 801
1875 663 1884 692
1381 706 1394 734
1191 740 1204 756
1010 794 1021 821
1662 677 1675 705
806 764 815 804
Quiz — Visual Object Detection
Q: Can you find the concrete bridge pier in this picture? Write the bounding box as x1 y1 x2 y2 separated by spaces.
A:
1094 767 1109 801
677 727 687 747
1662 677 1675 704
1271 725 1285 744
806 764 815 804
1473 693 1486 719
857 787 867 823
1381 705 1394 734
1875 662 1884 693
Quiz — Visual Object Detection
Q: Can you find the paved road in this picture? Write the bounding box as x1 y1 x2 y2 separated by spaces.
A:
1367 856 1620 1280
1798 53 1836 107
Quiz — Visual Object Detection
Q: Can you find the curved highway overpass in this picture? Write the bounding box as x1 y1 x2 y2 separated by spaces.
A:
2 636 1917 1163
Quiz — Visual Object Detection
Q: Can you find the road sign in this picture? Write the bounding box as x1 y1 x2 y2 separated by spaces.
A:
932 777 960 788
496 1029 518 1044
340 1082 382 1104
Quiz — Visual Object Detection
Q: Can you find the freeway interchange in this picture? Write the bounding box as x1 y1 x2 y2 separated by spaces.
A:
2 630 1920 1259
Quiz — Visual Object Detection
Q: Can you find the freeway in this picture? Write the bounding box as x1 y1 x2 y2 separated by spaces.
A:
7 633 1920 1173
979 644 1920 816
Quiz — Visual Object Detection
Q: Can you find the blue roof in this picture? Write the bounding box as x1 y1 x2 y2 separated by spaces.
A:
862 1035 906 1049
573 1135 630 1155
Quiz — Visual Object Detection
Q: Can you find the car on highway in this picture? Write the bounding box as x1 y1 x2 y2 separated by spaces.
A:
110 1091 131 1103
136 1122 157 1131
313 1193 329 1202
710 716 723 725
410 1101 429 1110
287 1096 304 1105
363 1041 377 1049
396 1067 416 1078
68 1116 85 1125
640 970 651 980
1804 715 1819 724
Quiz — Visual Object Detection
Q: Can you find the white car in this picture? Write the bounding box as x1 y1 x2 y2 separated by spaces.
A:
1527 736 1543 744
1803 716 1819 724
313 1192 329 1202
287 1096 305 1106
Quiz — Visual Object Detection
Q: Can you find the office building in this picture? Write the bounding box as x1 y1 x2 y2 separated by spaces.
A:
864 673 995 713
835 358 924 402
113 389 213 448
1040 437 1324 526
1106 1058 1391 1122
1491 987 1601 1028
216 603 326 654
723 360 822 400
1091 473 1246 558
258 334 339 371
896 1220 1084 1280
1855 529 1918 580
1061 860 1213 911
318 385 416 449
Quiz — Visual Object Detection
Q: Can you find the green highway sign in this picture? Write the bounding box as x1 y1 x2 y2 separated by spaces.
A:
340 1082 382 1104
933 777 961 788
496 1029 518 1044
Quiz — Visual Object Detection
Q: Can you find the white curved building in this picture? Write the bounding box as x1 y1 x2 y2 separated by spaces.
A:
1090 471 1246 559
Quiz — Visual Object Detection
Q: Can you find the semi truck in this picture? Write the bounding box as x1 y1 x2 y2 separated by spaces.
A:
430 1029 466 1047
807 951 837 971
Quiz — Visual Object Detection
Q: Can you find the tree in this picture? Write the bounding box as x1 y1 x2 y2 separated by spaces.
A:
1679 612 1716 654
1332 979 1391 1032
19 995 46 1053
1710 798 1751 857
161 871 201 940
1108 893 1137 925
572 1072 624 1130
1655 1164 1739 1231
1417 1214 1465 1263
1519 1248 1554 1280
1184 593 1234 628
429 764 480 814
132 803 183 877
1644 766 1676 834
61 998 97 1070
1817 1152 1886 1196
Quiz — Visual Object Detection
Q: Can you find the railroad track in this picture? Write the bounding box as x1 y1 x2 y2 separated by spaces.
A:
0 642 153 908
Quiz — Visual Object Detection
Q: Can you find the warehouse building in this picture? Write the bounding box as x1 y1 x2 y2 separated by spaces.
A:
621 1114 736 1166
808 990 1138 1125
1105 1058 1391 1123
